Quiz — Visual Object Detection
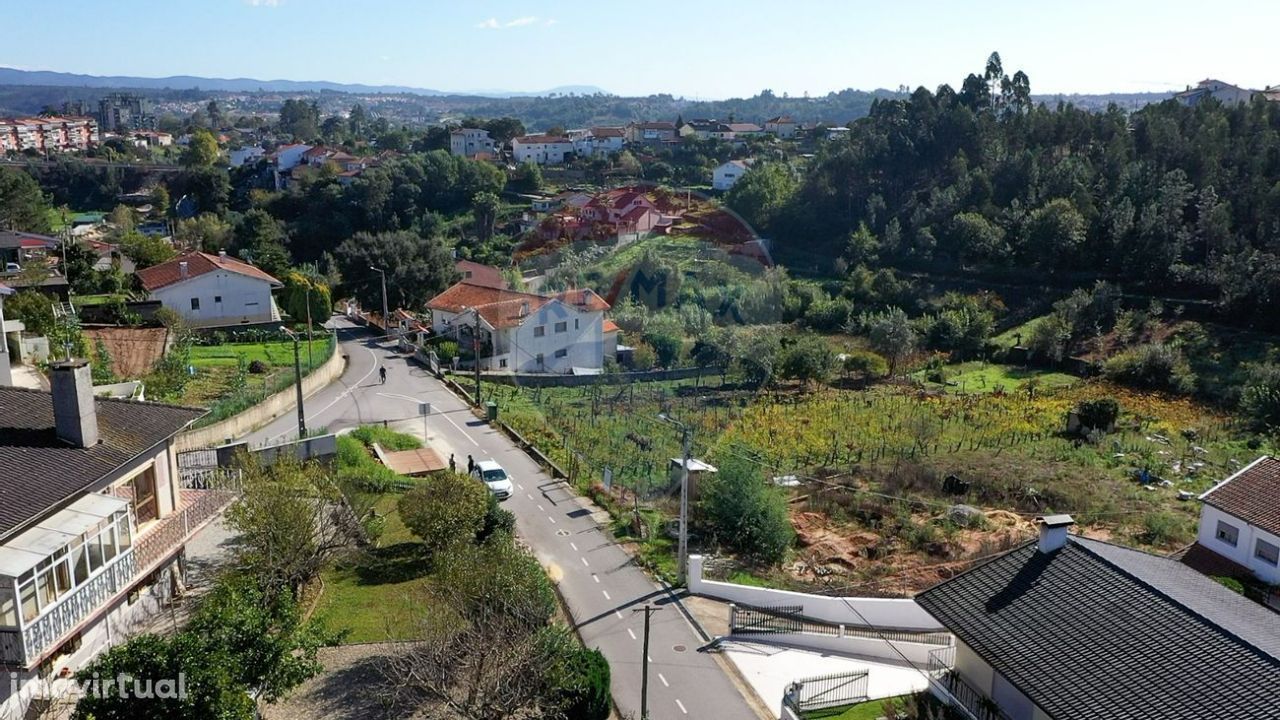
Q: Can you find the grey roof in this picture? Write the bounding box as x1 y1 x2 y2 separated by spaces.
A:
916 536 1280 720
0 386 203 543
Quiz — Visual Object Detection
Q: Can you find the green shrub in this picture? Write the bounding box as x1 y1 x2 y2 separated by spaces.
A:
804 297 853 332
1104 344 1196 394
549 646 611 720
1212 576 1245 595
398 472 489 553
349 425 423 451
1075 397 1120 433
697 455 793 566
1137 510 1192 547
477 492 516 543
841 348 889 378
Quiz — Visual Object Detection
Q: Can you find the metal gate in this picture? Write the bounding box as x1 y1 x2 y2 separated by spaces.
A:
730 604 805 634
176 447 241 490
784 669 870 712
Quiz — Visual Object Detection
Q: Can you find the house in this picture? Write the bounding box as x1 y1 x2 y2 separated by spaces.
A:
723 122 763 138
0 231 58 273
581 189 665 234
568 127 626 158
602 319 620 359
764 115 797 138
1175 78 1256 106
0 370 215 718
915 515 1280 720
228 146 266 167
136 250 283 328
712 160 752 191
0 116 98 154
449 128 495 158
426 282 610 373
678 119 722 140
512 134 576 165
455 259 507 289
1181 456 1280 591
271 143 312 172
625 121 678 144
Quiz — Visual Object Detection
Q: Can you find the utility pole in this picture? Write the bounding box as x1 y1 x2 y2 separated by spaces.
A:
370 265 389 340
633 604 661 720
677 423 691 584
282 327 306 438
473 307 482 406
304 284 314 367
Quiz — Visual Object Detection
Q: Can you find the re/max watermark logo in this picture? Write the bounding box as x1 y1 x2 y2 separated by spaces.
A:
10 671 188 700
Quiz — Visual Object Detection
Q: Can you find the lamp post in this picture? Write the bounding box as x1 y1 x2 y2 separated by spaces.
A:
370 265 389 340
658 412 691 585
282 327 306 438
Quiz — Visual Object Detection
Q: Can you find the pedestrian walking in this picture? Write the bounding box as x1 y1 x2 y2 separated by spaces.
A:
449 454 456 472
467 454 475 474
379 366 387 384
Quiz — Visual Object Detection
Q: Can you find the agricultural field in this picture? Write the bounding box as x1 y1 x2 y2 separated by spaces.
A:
483 366 1273 594
176 337 333 424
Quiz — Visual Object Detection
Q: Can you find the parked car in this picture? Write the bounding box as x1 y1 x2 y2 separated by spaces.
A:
472 459 513 500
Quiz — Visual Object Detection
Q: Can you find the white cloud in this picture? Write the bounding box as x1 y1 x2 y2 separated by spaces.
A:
544 18 558 26
475 16 551 30
244 0 282 6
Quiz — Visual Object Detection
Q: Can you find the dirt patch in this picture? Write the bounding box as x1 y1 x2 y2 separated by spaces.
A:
83 326 168 379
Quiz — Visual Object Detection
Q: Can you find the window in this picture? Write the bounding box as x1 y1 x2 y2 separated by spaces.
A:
1216 521 1239 547
554 321 567 333
575 319 579 330
499 359 508 369
190 297 200 310
1257 539 1280 566
0 586 16 627
554 348 568 358
132 467 158 524
534 326 546 338
536 353 544 366
214 295 222 303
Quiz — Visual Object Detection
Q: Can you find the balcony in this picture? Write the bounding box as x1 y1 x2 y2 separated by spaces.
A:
0 488 233 668
927 647 1015 720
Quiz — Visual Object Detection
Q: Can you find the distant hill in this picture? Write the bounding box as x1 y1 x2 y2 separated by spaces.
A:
0 68 608 98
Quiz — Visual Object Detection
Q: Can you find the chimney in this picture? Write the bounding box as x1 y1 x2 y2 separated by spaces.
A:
580 290 589 305
520 301 529 316
50 359 99 448
218 249 227 262
179 261 189 279
1035 514 1075 554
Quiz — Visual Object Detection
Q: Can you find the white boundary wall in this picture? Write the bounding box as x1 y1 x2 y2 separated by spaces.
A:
688 555 945 632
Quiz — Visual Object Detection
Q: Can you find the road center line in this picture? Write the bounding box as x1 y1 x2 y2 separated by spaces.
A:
627 628 637 640
548 516 556 524
614 610 623 619
592 574 600 583
676 699 688 714
569 542 578 551
527 493 534 500
438 410 480 446
580 557 590 567
537 504 545 512
658 673 669 687
602 589 611 600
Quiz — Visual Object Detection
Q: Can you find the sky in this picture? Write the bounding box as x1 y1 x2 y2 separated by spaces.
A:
3 0 1277 98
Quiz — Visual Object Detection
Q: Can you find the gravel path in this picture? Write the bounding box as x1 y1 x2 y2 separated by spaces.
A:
260 643 415 720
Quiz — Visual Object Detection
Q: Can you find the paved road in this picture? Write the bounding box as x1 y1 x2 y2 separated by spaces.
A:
246 318 764 720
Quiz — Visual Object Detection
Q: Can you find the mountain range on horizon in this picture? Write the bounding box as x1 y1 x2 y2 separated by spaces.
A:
0 67 608 99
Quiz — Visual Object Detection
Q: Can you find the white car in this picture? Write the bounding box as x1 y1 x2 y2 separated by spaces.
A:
472 460 513 500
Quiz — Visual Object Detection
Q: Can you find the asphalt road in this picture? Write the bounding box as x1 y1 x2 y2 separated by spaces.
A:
245 318 763 720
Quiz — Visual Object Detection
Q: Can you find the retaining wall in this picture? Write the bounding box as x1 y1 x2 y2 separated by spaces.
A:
730 631 943 666
477 365 724 388
689 555 945 632
175 341 345 452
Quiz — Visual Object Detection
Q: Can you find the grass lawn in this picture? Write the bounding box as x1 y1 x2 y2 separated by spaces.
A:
912 361 1079 394
74 293 130 306
992 314 1048 347
803 695 916 719
189 339 328 368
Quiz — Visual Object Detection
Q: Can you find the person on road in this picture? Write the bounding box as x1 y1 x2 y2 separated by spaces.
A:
448 454 456 473
379 366 387 384
467 454 475 475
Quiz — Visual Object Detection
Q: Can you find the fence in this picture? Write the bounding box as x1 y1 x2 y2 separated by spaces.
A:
784 670 870 713
927 646 1015 720
730 602 953 646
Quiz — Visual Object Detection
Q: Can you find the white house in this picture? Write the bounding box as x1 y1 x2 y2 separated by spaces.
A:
712 159 752 191
568 127 626 158
0 369 215 718
136 250 283 329
0 282 13 386
449 128 495 158
764 115 797 138
228 146 266 167
1189 456 1280 587
271 143 312 172
1175 78 1256 106
426 281 610 373
512 134 576 165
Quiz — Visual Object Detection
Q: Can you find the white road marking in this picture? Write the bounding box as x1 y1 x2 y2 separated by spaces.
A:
516 483 524 490
592 574 600 583
439 410 480 446
527 493 534 500
614 610 623 619
659 673 669 687
267 344 377 442
569 542 578 551
580 557 589 567
676 699 688 714
602 590 611 600
537 504 545 512
548 516 556 524
627 628 637 640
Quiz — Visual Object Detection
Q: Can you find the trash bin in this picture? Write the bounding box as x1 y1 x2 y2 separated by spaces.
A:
485 401 498 422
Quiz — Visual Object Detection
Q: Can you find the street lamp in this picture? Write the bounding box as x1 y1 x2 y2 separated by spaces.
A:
658 412 691 585
369 265 389 340
281 326 306 438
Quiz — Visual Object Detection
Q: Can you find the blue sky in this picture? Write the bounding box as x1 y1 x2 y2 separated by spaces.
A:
3 0 1276 98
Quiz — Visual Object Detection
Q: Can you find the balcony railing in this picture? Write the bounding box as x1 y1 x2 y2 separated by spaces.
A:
0 488 234 668
927 647 1015 720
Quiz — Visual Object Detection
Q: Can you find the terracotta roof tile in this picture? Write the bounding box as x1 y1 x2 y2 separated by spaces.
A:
136 251 282 292
427 282 609 330
1200 456 1280 535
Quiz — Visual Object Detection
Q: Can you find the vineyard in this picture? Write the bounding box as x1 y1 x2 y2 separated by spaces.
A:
482 369 1271 593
